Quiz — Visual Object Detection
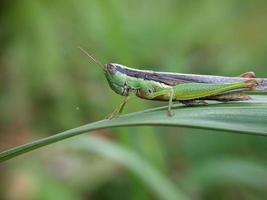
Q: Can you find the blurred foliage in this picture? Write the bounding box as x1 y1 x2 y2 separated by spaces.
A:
1 0 267 199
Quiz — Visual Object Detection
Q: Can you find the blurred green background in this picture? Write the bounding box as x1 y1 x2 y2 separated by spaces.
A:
1 0 267 199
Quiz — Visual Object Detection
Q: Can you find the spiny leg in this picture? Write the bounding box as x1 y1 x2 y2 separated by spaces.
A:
180 100 208 106
106 96 130 119
206 93 251 102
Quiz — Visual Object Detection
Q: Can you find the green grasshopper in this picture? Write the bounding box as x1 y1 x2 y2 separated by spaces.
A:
79 47 267 119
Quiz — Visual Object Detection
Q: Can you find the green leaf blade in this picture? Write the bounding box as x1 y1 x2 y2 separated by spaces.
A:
1 95 267 162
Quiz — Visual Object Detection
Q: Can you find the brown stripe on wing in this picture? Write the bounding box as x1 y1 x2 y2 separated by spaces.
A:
114 64 241 85
115 65 191 86
114 64 267 91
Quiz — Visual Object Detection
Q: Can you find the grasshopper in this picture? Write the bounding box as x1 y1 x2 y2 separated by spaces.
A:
79 47 267 119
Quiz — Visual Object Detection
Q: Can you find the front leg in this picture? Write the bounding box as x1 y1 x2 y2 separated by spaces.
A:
106 96 130 119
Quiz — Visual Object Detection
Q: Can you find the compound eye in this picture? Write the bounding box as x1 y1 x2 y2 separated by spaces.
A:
106 63 117 74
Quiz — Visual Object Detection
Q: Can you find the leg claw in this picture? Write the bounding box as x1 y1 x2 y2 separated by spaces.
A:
167 110 175 117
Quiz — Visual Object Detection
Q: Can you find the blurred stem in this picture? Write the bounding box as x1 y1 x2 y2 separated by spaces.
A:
67 136 188 200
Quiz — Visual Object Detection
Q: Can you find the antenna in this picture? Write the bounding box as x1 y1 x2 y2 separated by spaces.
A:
78 46 105 69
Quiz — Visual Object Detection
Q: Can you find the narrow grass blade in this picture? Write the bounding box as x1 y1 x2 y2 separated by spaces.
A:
1 95 267 162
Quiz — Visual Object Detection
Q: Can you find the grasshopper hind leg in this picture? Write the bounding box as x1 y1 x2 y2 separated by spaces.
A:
180 100 208 106
240 71 256 78
206 93 251 102
179 93 250 106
